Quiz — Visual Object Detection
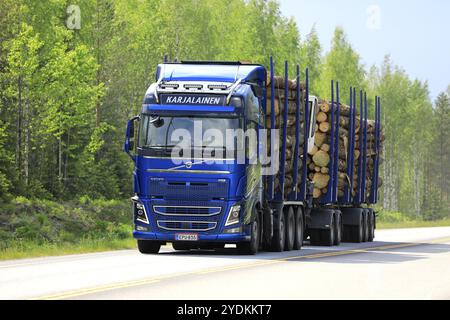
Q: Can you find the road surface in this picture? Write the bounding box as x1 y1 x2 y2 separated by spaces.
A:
1 227 450 300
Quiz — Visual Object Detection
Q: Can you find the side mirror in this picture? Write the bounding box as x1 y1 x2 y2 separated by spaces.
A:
124 116 139 159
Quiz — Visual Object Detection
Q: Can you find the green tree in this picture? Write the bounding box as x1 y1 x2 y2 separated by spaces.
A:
300 26 322 94
318 27 365 98
431 92 450 212
4 23 42 189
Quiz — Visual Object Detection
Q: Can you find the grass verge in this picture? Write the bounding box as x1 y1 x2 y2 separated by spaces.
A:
377 218 450 230
0 237 136 261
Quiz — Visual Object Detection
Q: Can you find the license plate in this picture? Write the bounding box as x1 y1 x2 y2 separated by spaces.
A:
175 233 198 241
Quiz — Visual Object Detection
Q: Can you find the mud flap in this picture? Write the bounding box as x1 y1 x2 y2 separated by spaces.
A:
309 208 335 230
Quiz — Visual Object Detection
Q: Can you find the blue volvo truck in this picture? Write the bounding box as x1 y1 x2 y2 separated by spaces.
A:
124 57 382 255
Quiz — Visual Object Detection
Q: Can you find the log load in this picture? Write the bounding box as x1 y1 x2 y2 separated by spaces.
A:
265 77 306 199
264 79 384 202
307 100 384 199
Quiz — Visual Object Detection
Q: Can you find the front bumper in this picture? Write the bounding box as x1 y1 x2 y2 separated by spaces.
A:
132 196 251 242
133 231 250 243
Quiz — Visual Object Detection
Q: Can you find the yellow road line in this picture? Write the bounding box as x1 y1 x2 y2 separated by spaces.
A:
29 236 450 300
32 279 161 300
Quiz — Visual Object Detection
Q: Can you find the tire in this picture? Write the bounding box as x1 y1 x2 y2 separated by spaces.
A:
362 211 369 242
137 240 161 254
270 210 285 252
333 211 342 246
237 213 259 255
367 210 375 242
322 214 335 246
351 211 364 243
172 242 192 251
293 207 304 250
284 207 295 251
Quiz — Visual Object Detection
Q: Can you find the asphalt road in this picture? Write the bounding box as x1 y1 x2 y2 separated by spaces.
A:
1 227 450 300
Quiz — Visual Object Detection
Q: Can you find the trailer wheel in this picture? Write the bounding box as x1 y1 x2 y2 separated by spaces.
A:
293 207 304 250
270 210 285 252
237 214 259 255
137 240 161 254
367 210 375 242
362 211 369 242
350 211 364 243
284 207 295 251
333 211 342 246
322 214 335 246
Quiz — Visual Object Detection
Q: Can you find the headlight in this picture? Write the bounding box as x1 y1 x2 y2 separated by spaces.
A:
225 204 241 226
134 201 149 224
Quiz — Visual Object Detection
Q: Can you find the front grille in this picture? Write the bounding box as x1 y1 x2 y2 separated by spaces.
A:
153 205 221 216
151 201 224 233
157 221 216 231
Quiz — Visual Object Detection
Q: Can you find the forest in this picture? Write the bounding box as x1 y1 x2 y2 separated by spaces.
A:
0 0 449 248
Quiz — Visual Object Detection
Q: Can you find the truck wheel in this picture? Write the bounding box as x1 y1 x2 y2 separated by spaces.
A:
270 211 285 252
367 210 375 242
293 207 304 250
362 211 369 242
285 207 295 251
137 240 161 254
333 211 342 246
351 211 364 243
172 242 192 251
237 215 259 255
322 214 335 246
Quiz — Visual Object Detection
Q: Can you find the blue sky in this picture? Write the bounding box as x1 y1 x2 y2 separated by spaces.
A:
278 0 450 102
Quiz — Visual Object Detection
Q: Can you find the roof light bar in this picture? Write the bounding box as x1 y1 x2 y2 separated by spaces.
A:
207 84 228 90
183 84 203 90
159 83 179 89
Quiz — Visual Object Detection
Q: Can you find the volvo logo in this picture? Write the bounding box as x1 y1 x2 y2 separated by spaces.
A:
167 160 206 171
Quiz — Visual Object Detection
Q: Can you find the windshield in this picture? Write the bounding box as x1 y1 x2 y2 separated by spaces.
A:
138 115 242 151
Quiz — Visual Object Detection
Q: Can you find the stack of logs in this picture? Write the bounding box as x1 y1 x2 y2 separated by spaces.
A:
265 75 384 202
307 100 384 199
362 120 385 199
266 76 305 198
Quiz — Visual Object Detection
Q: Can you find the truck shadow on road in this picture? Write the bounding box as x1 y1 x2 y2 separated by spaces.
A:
159 240 450 264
